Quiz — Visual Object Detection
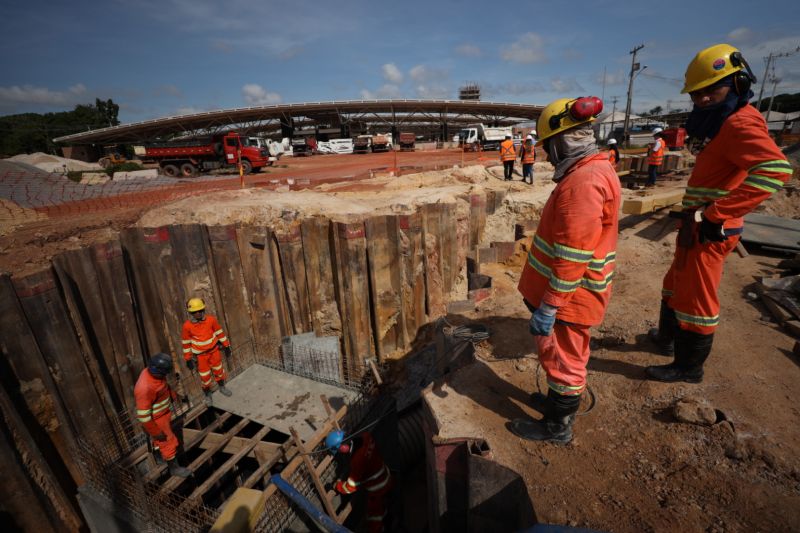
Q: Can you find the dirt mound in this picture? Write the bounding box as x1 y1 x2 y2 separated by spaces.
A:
6 152 102 173
0 199 47 236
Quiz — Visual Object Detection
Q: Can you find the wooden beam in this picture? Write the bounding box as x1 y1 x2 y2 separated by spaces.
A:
161 417 250 493
622 189 685 215
182 428 281 458
365 215 403 360
290 426 338 518
275 224 313 334
241 442 294 490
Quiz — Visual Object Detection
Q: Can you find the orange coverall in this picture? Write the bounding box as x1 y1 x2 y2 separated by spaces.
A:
662 104 791 334
134 368 179 460
518 153 621 395
181 315 230 389
335 431 393 533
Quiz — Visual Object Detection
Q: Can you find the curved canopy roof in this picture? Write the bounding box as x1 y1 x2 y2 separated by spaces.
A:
54 99 543 144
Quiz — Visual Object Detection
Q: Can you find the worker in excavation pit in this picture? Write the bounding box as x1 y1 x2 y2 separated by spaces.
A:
512 95 620 443
519 133 537 184
328 429 393 532
182 297 233 405
500 134 517 180
134 352 191 478
645 44 791 383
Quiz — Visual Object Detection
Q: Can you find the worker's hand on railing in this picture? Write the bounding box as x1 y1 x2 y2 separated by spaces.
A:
186 358 196 371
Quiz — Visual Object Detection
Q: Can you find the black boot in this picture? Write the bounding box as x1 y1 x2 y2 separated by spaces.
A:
511 390 580 443
647 301 676 355
168 459 191 478
217 380 232 397
645 329 713 383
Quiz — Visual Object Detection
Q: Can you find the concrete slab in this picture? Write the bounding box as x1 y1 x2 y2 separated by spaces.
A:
211 364 357 441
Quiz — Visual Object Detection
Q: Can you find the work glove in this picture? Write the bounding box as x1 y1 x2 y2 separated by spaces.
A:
529 303 558 336
222 345 232 358
334 480 348 495
698 214 727 244
153 432 167 441
186 358 195 371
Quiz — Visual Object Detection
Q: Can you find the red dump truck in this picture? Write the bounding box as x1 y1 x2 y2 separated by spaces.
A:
399 132 415 151
133 132 274 177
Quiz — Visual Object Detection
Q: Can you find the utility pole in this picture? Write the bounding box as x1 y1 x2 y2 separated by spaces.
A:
608 96 619 142
601 65 607 101
765 71 780 124
623 44 645 148
756 46 800 111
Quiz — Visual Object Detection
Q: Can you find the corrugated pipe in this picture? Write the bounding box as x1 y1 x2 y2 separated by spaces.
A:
396 407 426 471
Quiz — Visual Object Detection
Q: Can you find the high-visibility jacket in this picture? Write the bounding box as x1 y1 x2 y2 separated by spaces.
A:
518 153 621 325
647 138 664 166
520 142 536 164
681 104 791 229
134 368 175 436
608 148 619 166
335 432 392 496
181 315 229 361
500 139 516 162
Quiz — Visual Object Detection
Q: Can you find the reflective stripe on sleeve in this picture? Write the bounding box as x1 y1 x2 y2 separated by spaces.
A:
675 310 719 327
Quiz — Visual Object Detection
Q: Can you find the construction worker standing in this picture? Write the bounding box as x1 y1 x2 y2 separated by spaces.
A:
134 352 191 477
328 430 393 532
645 127 665 187
607 138 620 169
500 134 516 180
519 133 537 184
511 96 620 443
646 44 792 383
182 297 233 404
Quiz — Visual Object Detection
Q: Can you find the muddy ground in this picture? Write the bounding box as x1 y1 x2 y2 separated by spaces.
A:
1 154 799 532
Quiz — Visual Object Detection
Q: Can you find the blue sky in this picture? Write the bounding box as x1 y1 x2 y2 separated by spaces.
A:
1 0 799 123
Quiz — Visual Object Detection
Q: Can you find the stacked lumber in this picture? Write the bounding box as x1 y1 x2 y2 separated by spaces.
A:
756 256 800 341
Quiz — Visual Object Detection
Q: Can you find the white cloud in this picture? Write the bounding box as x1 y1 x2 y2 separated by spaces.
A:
549 77 585 93
484 82 547 98
409 65 448 83
456 44 482 57
501 33 547 64
727 27 754 44
242 84 282 105
0 83 86 106
414 84 450 99
361 84 403 100
382 63 403 84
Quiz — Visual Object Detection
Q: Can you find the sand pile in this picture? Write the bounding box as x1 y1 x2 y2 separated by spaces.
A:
6 153 102 173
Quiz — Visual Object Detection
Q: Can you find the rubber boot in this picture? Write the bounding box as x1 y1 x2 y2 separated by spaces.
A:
647 300 676 355
511 390 580 443
217 380 232 397
167 459 191 478
204 389 213 406
645 329 713 383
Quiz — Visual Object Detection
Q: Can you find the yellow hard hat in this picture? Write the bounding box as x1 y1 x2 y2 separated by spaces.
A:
537 96 603 142
682 43 745 94
186 297 205 313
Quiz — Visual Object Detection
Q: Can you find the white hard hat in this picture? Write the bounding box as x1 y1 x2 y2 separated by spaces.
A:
652 127 664 135
530 129 537 136
526 134 534 140
607 138 617 145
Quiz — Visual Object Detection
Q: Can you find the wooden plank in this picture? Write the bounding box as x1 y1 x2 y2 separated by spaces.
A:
762 295 793 324
422 204 446 319
399 213 426 347
142 411 232 483
170 224 224 317
783 320 800 338
455 209 469 296
183 427 281 458
622 189 685 215
208 225 255 360
52 248 127 415
12 269 123 454
441 203 458 295
289 426 338 518
742 213 800 251
242 442 294 490
188 424 272 501
331 221 374 378
469 193 487 249
275 224 313 334
119 227 172 359
301 217 342 338
0 274 83 484
365 215 403 360
161 416 251 493
236 226 288 357
0 383 81 532
91 240 145 418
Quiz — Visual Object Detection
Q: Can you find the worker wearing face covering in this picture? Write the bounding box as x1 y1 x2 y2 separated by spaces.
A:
513 96 620 443
646 44 791 383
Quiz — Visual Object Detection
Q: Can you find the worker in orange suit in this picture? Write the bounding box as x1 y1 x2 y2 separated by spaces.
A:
512 95 620 443
646 44 792 383
182 297 233 405
500 134 516 180
607 138 620 169
645 127 665 186
519 133 537 184
134 352 191 477
328 430 393 532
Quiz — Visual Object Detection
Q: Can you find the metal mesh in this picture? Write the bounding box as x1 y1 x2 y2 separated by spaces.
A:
76 337 379 532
